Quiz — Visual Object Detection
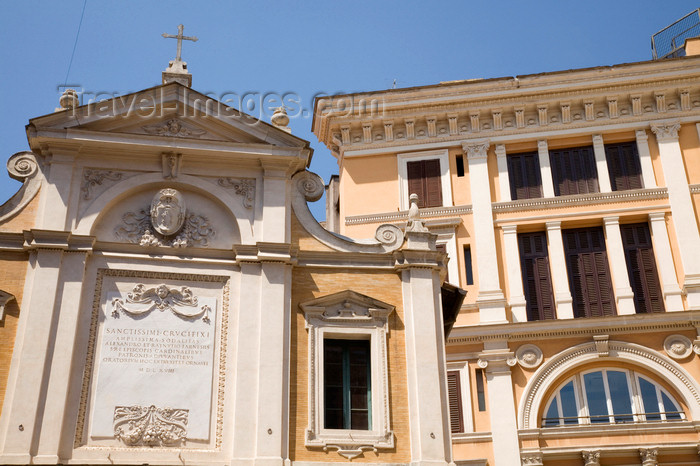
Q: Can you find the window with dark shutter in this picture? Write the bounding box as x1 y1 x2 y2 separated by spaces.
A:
447 371 464 433
406 159 443 208
550 146 599 196
507 152 543 200
324 339 371 430
563 227 616 318
518 232 556 321
605 142 644 191
620 223 664 314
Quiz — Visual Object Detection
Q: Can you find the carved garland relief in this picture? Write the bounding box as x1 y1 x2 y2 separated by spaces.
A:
113 405 188 446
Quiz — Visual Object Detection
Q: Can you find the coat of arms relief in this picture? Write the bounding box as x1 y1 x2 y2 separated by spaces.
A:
115 188 215 247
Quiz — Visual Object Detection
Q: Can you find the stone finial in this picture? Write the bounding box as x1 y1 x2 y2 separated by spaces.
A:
406 193 428 233
271 107 291 133
57 88 79 112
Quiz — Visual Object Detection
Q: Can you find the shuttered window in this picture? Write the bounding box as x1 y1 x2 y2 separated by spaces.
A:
563 227 616 318
407 159 443 208
605 142 644 191
447 371 464 433
620 223 664 314
507 152 543 200
518 232 556 321
550 146 599 196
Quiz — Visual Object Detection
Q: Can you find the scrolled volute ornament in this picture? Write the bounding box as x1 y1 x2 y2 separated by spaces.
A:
374 224 404 249
295 170 325 202
7 151 38 181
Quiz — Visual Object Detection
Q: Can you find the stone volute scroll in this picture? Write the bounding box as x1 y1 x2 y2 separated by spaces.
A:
0 151 42 222
291 170 404 253
115 188 215 248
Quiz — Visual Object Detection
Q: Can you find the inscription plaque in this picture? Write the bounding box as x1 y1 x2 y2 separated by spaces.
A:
90 283 217 443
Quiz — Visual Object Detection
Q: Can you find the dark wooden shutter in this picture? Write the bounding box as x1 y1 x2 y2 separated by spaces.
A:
406 159 443 208
518 232 556 320
447 371 464 433
407 160 426 207
563 227 616 318
621 223 664 313
507 152 543 200
605 142 643 191
424 159 443 207
550 146 599 196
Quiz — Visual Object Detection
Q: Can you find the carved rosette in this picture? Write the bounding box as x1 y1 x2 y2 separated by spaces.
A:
113 405 188 446
218 177 256 209
663 334 692 360
516 344 543 369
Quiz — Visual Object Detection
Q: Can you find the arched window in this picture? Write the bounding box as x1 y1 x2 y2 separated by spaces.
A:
542 368 684 427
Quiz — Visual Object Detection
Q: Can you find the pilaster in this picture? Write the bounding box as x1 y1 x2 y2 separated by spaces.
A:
592 135 612 193
651 122 700 309
545 222 574 319
477 343 520 466
34 236 94 463
261 162 291 243
635 130 657 188
36 152 75 231
648 213 684 311
495 144 511 202
0 231 70 461
394 226 453 466
502 226 527 322
602 217 636 315
537 140 555 198
463 141 506 323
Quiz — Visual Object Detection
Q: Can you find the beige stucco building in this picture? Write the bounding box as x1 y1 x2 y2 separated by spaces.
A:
313 40 700 465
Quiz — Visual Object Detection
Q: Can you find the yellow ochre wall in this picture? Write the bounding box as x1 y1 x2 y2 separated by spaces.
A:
289 214 411 463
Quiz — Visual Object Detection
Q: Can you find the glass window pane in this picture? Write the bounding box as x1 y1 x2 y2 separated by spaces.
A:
606 371 633 423
559 381 579 425
584 371 609 423
543 398 560 427
638 377 661 421
661 392 682 420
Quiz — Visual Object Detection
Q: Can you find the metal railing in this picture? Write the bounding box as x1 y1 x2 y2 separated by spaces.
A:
652 9 700 59
542 411 685 427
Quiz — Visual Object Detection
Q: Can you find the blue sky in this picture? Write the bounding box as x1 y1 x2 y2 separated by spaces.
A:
1 1 698 221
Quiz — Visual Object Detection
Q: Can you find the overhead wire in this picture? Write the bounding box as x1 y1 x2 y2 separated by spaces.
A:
63 0 88 85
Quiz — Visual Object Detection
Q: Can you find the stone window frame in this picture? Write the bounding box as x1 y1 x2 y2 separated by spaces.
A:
446 361 474 434
397 149 453 210
300 290 394 459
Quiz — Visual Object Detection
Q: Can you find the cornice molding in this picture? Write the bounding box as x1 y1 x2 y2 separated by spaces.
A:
493 187 668 213
345 204 472 226
316 69 700 158
447 310 700 344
